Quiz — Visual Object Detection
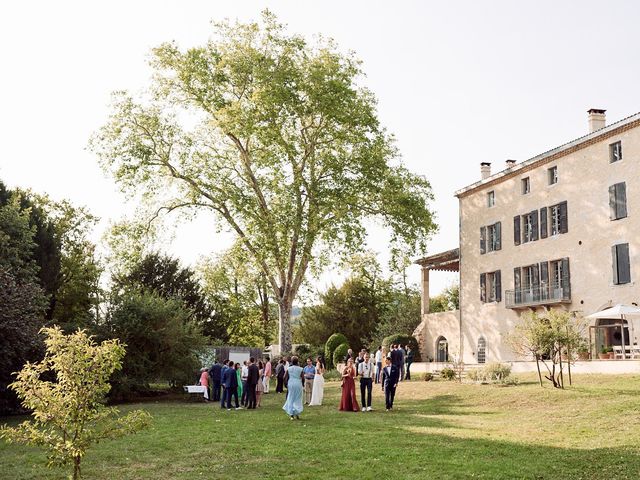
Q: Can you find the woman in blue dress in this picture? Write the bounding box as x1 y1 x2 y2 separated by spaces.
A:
282 356 304 420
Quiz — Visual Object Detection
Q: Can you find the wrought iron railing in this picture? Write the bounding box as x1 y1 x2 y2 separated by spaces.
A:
505 281 571 308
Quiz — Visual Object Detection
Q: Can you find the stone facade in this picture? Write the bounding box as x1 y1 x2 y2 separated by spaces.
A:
415 110 640 364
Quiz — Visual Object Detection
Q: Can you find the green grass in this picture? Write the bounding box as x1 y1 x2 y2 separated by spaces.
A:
2 374 640 479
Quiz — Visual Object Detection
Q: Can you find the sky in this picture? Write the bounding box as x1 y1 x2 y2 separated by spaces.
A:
2 0 640 299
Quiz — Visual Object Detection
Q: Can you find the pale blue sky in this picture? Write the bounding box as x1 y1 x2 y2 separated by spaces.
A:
2 1 640 297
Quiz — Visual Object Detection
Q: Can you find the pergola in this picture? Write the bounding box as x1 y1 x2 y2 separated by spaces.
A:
415 248 459 314
586 304 640 359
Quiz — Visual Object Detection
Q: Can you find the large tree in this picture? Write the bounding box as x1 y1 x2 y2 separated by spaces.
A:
91 12 436 352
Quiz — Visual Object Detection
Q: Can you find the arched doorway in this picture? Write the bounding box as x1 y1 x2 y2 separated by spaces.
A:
477 336 487 364
436 336 448 362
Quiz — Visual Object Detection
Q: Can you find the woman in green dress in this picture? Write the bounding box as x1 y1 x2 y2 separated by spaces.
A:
235 363 243 403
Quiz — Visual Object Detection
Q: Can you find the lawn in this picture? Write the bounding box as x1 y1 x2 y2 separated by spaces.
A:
1 374 640 479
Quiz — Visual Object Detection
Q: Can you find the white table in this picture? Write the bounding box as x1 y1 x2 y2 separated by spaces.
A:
184 385 209 400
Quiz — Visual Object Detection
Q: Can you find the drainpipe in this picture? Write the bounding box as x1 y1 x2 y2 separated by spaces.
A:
458 196 464 361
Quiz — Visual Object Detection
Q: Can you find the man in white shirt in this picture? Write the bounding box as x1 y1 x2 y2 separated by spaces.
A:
357 352 375 411
374 346 383 384
241 361 249 407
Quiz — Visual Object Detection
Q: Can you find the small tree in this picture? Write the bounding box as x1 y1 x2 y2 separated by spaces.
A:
506 309 587 388
0 327 152 479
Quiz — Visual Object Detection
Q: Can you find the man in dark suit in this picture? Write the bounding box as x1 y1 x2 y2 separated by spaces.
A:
219 360 229 409
246 357 260 409
381 357 400 411
209 360 223 402
390 344 402 372
223 360 239 410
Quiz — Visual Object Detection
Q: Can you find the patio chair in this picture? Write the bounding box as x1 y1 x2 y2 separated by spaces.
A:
612 345 624 360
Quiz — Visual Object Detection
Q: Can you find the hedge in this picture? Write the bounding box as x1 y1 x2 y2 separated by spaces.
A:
333 342 350 368
325 333 348 369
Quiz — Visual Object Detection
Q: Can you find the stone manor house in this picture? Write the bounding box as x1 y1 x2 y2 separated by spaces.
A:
413 109 640 364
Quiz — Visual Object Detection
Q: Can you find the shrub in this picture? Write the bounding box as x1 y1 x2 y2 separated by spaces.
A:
440 367 456 381
422 372 434 381
333 342 350 368
484 362 511 381
468 362 512 383
323 369 342 381
381 334 420 361
294 344 311 358
325 333 348 368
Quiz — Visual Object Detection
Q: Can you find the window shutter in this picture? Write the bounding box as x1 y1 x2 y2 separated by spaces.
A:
514 267 521 304
480 226 486 254
540 261 549 285
559 201 568 233
495 270 502 302
539 207 548 239
618 243 631 284
495 222 502 251
612 245 619 285
480 273 486 303
531 210 539 241
609 184 617 220
532 264 540 300
513 215 521 246
616 182 627 219
561 257 571 297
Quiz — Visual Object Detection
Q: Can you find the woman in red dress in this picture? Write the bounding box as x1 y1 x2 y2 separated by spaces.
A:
339 358 360 412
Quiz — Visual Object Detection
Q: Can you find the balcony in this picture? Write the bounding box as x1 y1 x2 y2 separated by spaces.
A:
505 281 571 309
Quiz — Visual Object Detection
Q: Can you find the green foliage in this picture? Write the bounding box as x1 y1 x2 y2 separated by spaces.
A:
324 333 348 369
468 363 512 383
199 245 277 347
429 283 459 313
440 367 456 381
104 291 207 398
333 343 350 368
301 278 377 352
506 309 587 388
114 252 223 340
91 11 437 352
0 193 41 284
293 344 311 358
0 267 47 414
0 327 151 480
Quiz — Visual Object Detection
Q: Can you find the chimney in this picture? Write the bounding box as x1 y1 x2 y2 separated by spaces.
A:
588 108 606 133
505 159 516 168
480 162 491 180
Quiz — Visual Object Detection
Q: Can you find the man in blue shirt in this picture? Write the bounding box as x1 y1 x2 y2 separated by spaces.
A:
303 357 316 405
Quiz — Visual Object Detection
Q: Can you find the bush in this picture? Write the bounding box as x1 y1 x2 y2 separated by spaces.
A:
468 362 512 383
325 333 348 368
381 334 420 361
323 369 342 381
294 344 311 358
422 372 434 381
333 342 350 368
440 367 456 381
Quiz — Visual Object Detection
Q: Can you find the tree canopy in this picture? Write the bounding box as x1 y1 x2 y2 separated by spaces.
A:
91 11 436 351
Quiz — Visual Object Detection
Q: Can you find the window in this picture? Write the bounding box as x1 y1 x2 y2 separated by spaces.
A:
547 201 568 236
550 259 563 286
480 270 501 303
610 141 622 163
522 210 539 243
548 166 558 185
480 222 501 254
609 182 627 220
477 337 487 364
521 177 530 195
487 190 495 207
436 337 448 362
612 243 631 285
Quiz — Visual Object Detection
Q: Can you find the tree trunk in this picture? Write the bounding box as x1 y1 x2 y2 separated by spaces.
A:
73 455 81 480
535 355 543 387
278 301 292 354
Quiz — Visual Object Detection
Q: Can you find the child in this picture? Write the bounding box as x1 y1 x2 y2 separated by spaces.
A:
381 357 400 411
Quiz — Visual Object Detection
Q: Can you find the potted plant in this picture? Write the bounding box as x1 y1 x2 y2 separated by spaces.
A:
598 346 613 360
577 345 589 361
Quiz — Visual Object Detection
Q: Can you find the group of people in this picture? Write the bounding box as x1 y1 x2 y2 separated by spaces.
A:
200 357 272 410
196 343 415 420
